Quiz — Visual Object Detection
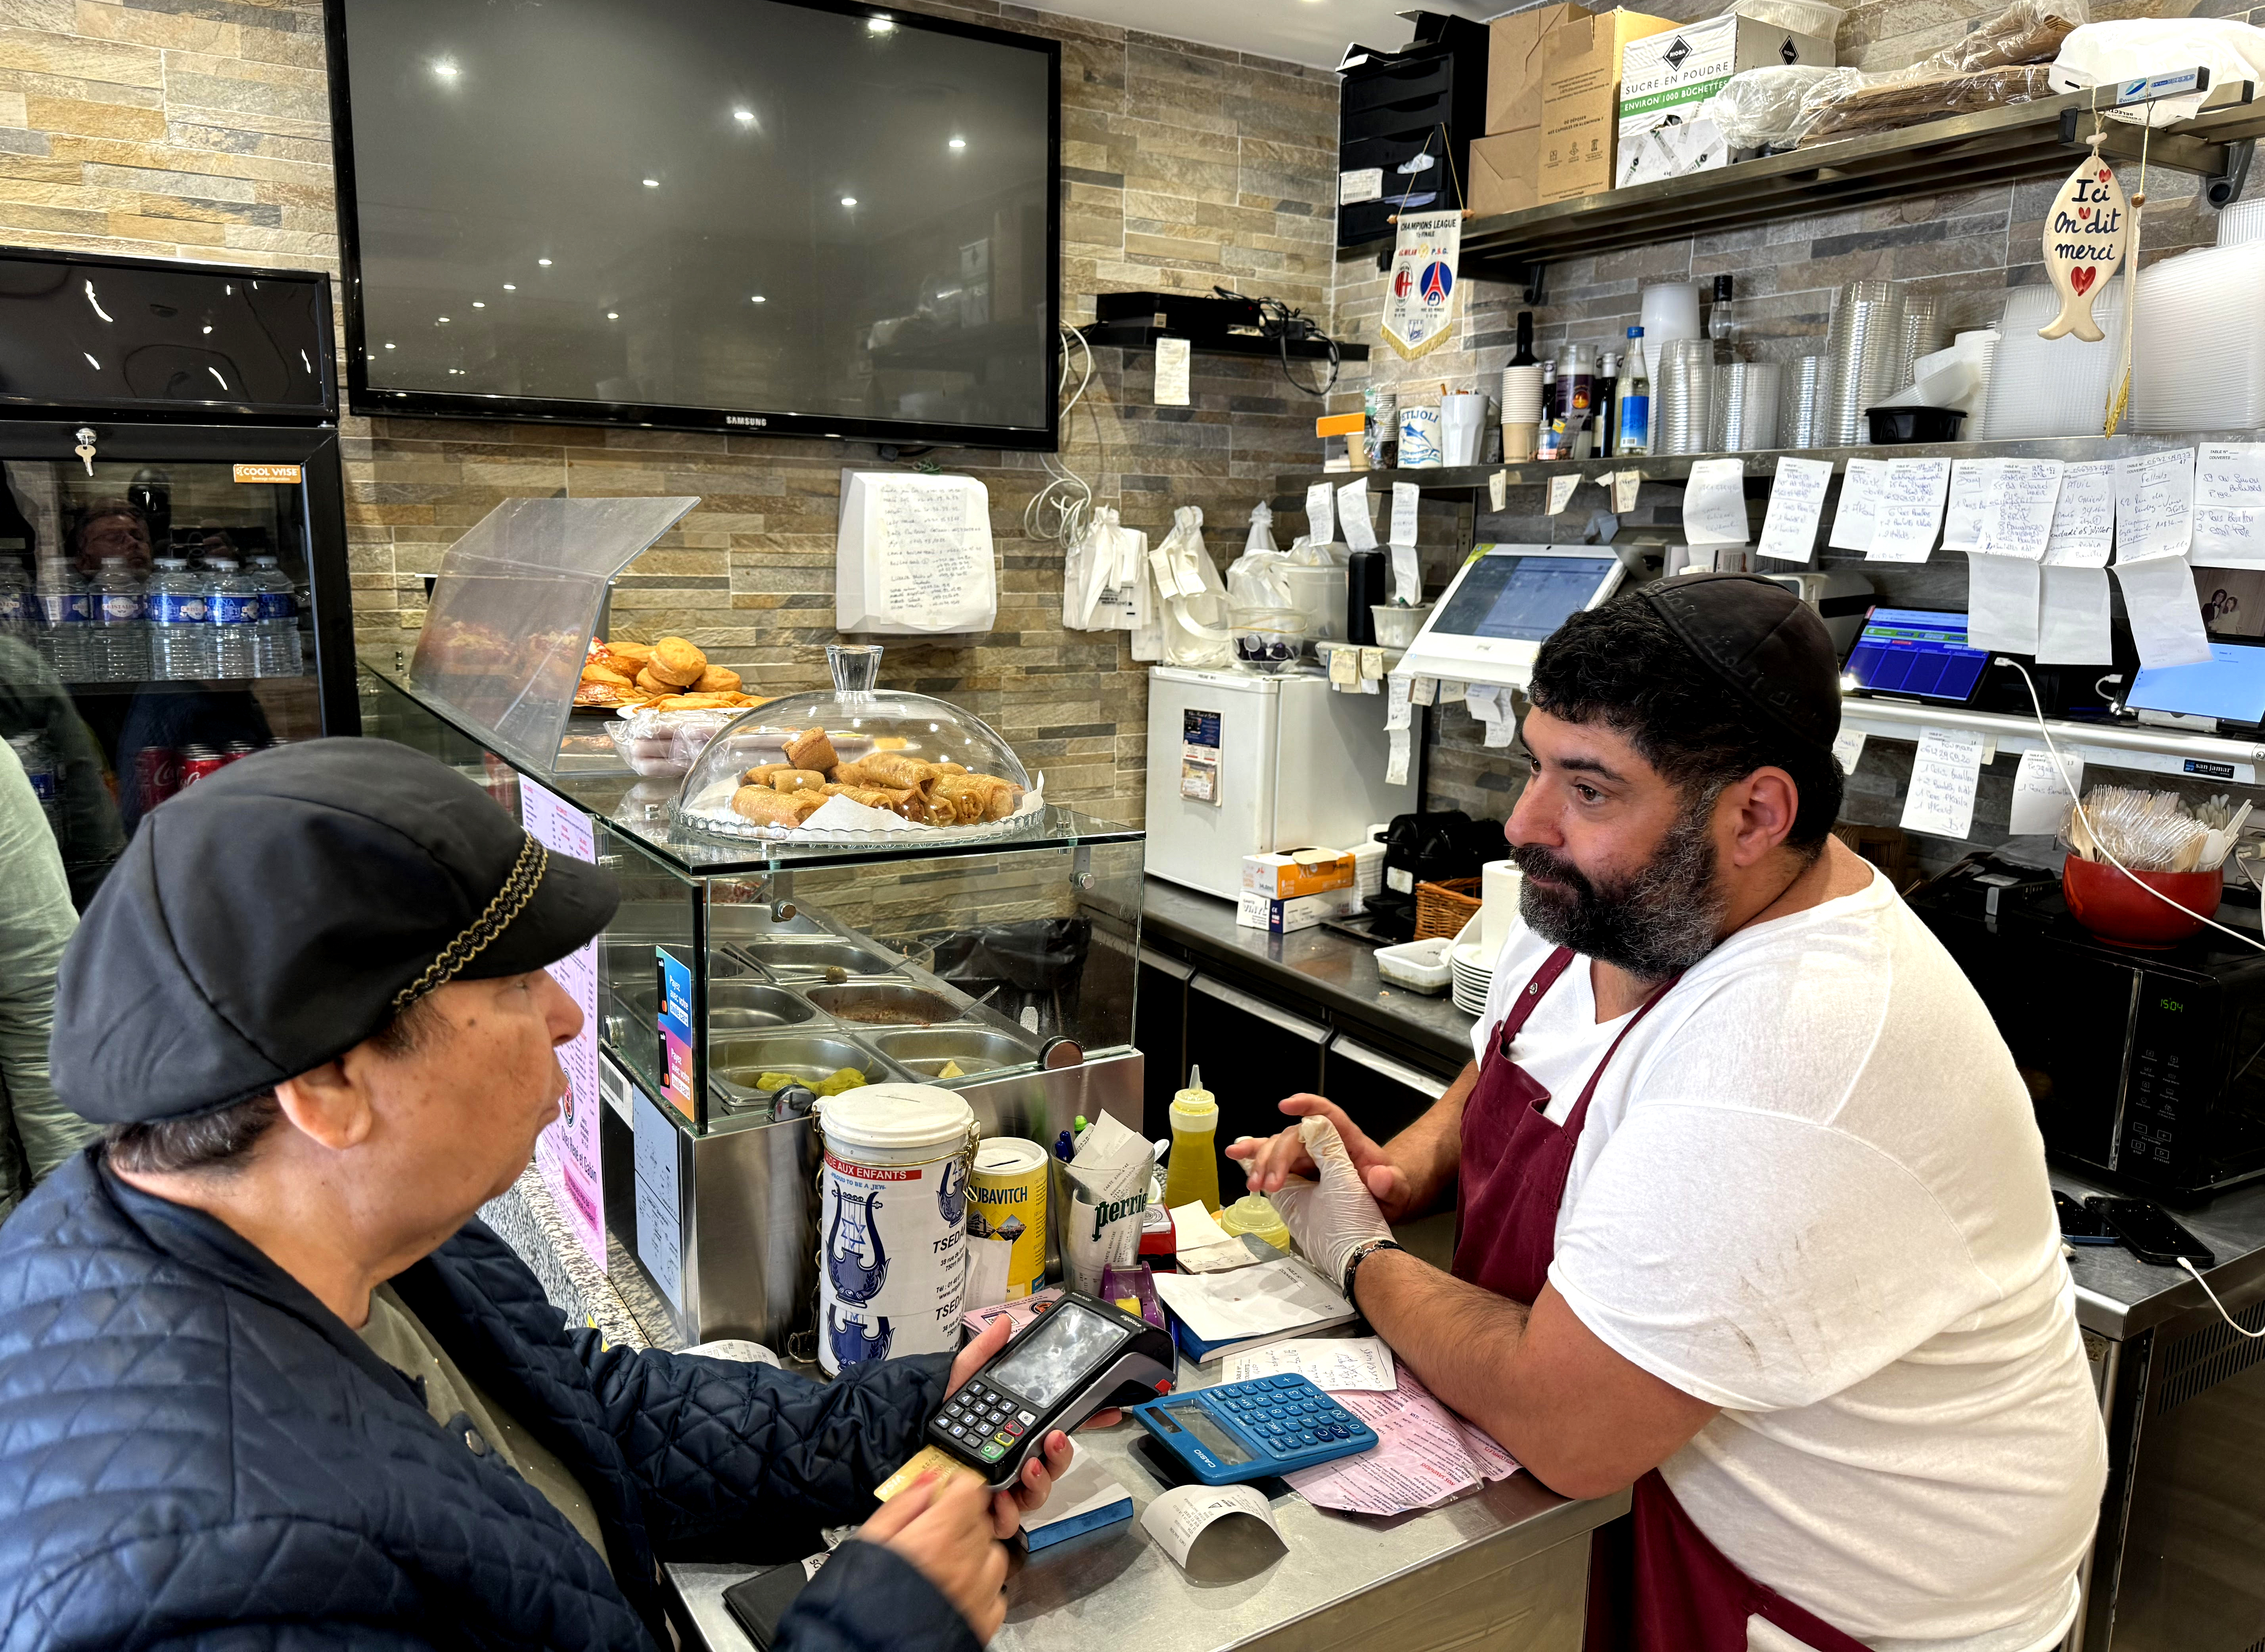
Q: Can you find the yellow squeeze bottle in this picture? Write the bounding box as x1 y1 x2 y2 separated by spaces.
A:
1161 1065 1222 1214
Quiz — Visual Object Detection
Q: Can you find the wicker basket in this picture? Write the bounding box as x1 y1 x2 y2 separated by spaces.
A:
1414 876 1483 941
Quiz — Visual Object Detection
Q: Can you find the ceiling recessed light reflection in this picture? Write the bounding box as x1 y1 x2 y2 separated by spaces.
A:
433 58 459 80
607 310 619 320
866 16 894 32
642 178 659 187
734 108 755 124
385 342 396 349
948 136 966 150
750 294 766 303
472 301 485 307
437 316 450 324
503 283 516 290
841 195 858 207
538 257 553 266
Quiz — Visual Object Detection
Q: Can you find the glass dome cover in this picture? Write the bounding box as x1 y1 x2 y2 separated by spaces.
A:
673 645 1036 844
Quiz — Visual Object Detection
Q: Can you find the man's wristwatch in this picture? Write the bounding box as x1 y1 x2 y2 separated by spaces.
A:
1341 1237 1405 1305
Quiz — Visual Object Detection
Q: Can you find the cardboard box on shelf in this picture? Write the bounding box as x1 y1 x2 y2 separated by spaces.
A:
1615 15 1834 190
1487 3 1590 135
1539 7 1676 205
1236 887 1359 935
1242 848 1357 901
1470 132 1537 218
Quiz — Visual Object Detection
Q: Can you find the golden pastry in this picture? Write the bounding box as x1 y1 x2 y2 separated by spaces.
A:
650 636 706 687
695 665 742 693
783 726 838 772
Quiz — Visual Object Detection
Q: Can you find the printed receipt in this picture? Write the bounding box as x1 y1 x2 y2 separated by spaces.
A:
1140 1482 1283 1568
1224 1335 1397 1392
1284 1363 1518 1517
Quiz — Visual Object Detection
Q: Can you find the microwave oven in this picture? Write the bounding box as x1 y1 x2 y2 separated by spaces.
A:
1908 859 2265 1202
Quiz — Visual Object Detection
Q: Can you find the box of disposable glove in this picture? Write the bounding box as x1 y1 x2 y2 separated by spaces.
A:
1237 886 1357 935
1241 848 1356 901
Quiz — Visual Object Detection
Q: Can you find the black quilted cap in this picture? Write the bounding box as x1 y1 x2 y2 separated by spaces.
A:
53 738 619 1124
1631 571 1842 755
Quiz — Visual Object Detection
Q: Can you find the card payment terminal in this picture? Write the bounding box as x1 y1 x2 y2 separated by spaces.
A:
929 1292 1175 1490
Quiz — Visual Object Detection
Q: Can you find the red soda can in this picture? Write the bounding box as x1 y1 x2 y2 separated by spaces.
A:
134 745 179 811
221 740 259 764
178 744 226 788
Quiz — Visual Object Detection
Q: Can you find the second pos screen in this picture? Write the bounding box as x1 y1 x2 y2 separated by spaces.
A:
987 1303 1130 1407
1432 554 1618 642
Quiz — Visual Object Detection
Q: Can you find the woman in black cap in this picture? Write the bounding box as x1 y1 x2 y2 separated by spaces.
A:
0 738 1068 1652
1236 575 2107 1652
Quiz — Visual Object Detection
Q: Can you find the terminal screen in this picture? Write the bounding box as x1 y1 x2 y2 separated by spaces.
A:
2128 642 2265 724
987 1303 1129 1408
1432 554 1618 643
1843 608 1991 703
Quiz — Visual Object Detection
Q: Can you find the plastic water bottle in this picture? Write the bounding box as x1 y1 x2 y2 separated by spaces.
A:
148 557 211 680
247 554 302 677
0 563 27 644
202 556 259 679
6 731 56 830
84 557 148 681
30 566 88 681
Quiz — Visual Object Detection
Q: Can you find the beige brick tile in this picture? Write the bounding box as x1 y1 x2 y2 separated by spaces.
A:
0 25 162 88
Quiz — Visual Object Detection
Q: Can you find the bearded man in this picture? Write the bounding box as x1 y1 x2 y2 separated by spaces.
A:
1233 574 2106 1652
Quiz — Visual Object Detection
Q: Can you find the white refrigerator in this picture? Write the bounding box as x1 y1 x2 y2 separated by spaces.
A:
1144 666 1418 899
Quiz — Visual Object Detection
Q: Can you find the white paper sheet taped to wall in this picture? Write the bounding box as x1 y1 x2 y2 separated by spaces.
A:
837 471 997 634
2038 565 2114 664
1901 724 1987 840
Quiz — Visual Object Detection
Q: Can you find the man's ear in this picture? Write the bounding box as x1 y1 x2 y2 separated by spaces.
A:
272 1059 376 1152
1721 767 1800 868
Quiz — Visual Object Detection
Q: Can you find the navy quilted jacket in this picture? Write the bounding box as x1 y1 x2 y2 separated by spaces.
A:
0 1150 979 1652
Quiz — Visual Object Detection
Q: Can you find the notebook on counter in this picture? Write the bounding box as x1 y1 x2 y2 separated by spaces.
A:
1150 1256 1357 1365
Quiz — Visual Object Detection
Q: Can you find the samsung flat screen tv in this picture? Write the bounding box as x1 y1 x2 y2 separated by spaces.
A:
326 0 1059 448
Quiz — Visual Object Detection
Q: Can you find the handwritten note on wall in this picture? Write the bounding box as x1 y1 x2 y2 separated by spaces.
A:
837 471 997 633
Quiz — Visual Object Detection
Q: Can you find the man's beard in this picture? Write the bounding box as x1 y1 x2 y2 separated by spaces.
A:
1510 792 1728 982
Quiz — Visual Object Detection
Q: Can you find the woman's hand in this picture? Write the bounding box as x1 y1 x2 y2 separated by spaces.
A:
863 1472 1010 1640
945 1313 1106 1536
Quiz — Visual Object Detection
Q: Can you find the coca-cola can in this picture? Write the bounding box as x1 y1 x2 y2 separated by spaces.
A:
178 745 226 788
133 746 179 811
220 740 259 764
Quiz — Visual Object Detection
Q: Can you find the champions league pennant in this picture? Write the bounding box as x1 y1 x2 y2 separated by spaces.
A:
1381 209 1462 361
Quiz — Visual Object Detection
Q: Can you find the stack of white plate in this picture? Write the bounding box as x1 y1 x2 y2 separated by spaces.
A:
2220 197 2265 247
1450 938 1496 1016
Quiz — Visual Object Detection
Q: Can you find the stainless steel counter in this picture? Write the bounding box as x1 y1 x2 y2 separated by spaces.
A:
1141 881 1477 1076
2053 1165 2265 1340
667 1351 1623 1652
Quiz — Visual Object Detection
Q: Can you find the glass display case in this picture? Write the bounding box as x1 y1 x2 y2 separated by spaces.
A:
361 654 1145 1354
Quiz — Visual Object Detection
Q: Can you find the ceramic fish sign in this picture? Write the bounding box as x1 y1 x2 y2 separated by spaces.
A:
2041 135 2129 343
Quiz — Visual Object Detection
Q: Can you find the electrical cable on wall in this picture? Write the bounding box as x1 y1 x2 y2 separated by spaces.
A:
1026 321 1097 546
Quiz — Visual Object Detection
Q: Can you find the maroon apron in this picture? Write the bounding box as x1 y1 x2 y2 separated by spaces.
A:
1453 946 1871 1652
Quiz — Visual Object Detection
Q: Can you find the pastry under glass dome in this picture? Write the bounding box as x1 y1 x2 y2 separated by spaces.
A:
672 644 1037 845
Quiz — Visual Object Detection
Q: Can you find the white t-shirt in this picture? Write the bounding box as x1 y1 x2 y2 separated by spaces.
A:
1466 867 2106 1652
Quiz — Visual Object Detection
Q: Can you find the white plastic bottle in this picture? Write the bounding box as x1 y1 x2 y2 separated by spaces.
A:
246 554 302 676
85 556 148 681
147 557 210 680
202 556 259 678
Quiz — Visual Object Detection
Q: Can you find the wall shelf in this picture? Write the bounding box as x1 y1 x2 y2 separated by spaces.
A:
1838 698 2265 785
1074 322 1367 363
1449 77 2265 274
1275 430 2265 500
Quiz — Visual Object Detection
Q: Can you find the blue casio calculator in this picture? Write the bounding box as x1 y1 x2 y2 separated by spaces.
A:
1129 1374 1378 1484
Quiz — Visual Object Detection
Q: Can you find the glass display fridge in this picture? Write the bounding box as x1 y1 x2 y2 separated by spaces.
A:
359 497 1144 1359
0 247 355 902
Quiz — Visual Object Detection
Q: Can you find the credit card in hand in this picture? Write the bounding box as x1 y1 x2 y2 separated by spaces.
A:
874 1442 983 1503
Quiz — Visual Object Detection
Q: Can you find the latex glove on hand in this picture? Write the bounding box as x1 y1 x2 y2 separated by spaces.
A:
1269 1113 1392 1294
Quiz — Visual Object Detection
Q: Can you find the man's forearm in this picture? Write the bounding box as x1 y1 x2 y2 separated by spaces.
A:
1381 1062 1477 1220
1351 1248 1715 1499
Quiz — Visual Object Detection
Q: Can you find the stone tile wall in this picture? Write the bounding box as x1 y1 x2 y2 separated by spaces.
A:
0 0 1342 829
